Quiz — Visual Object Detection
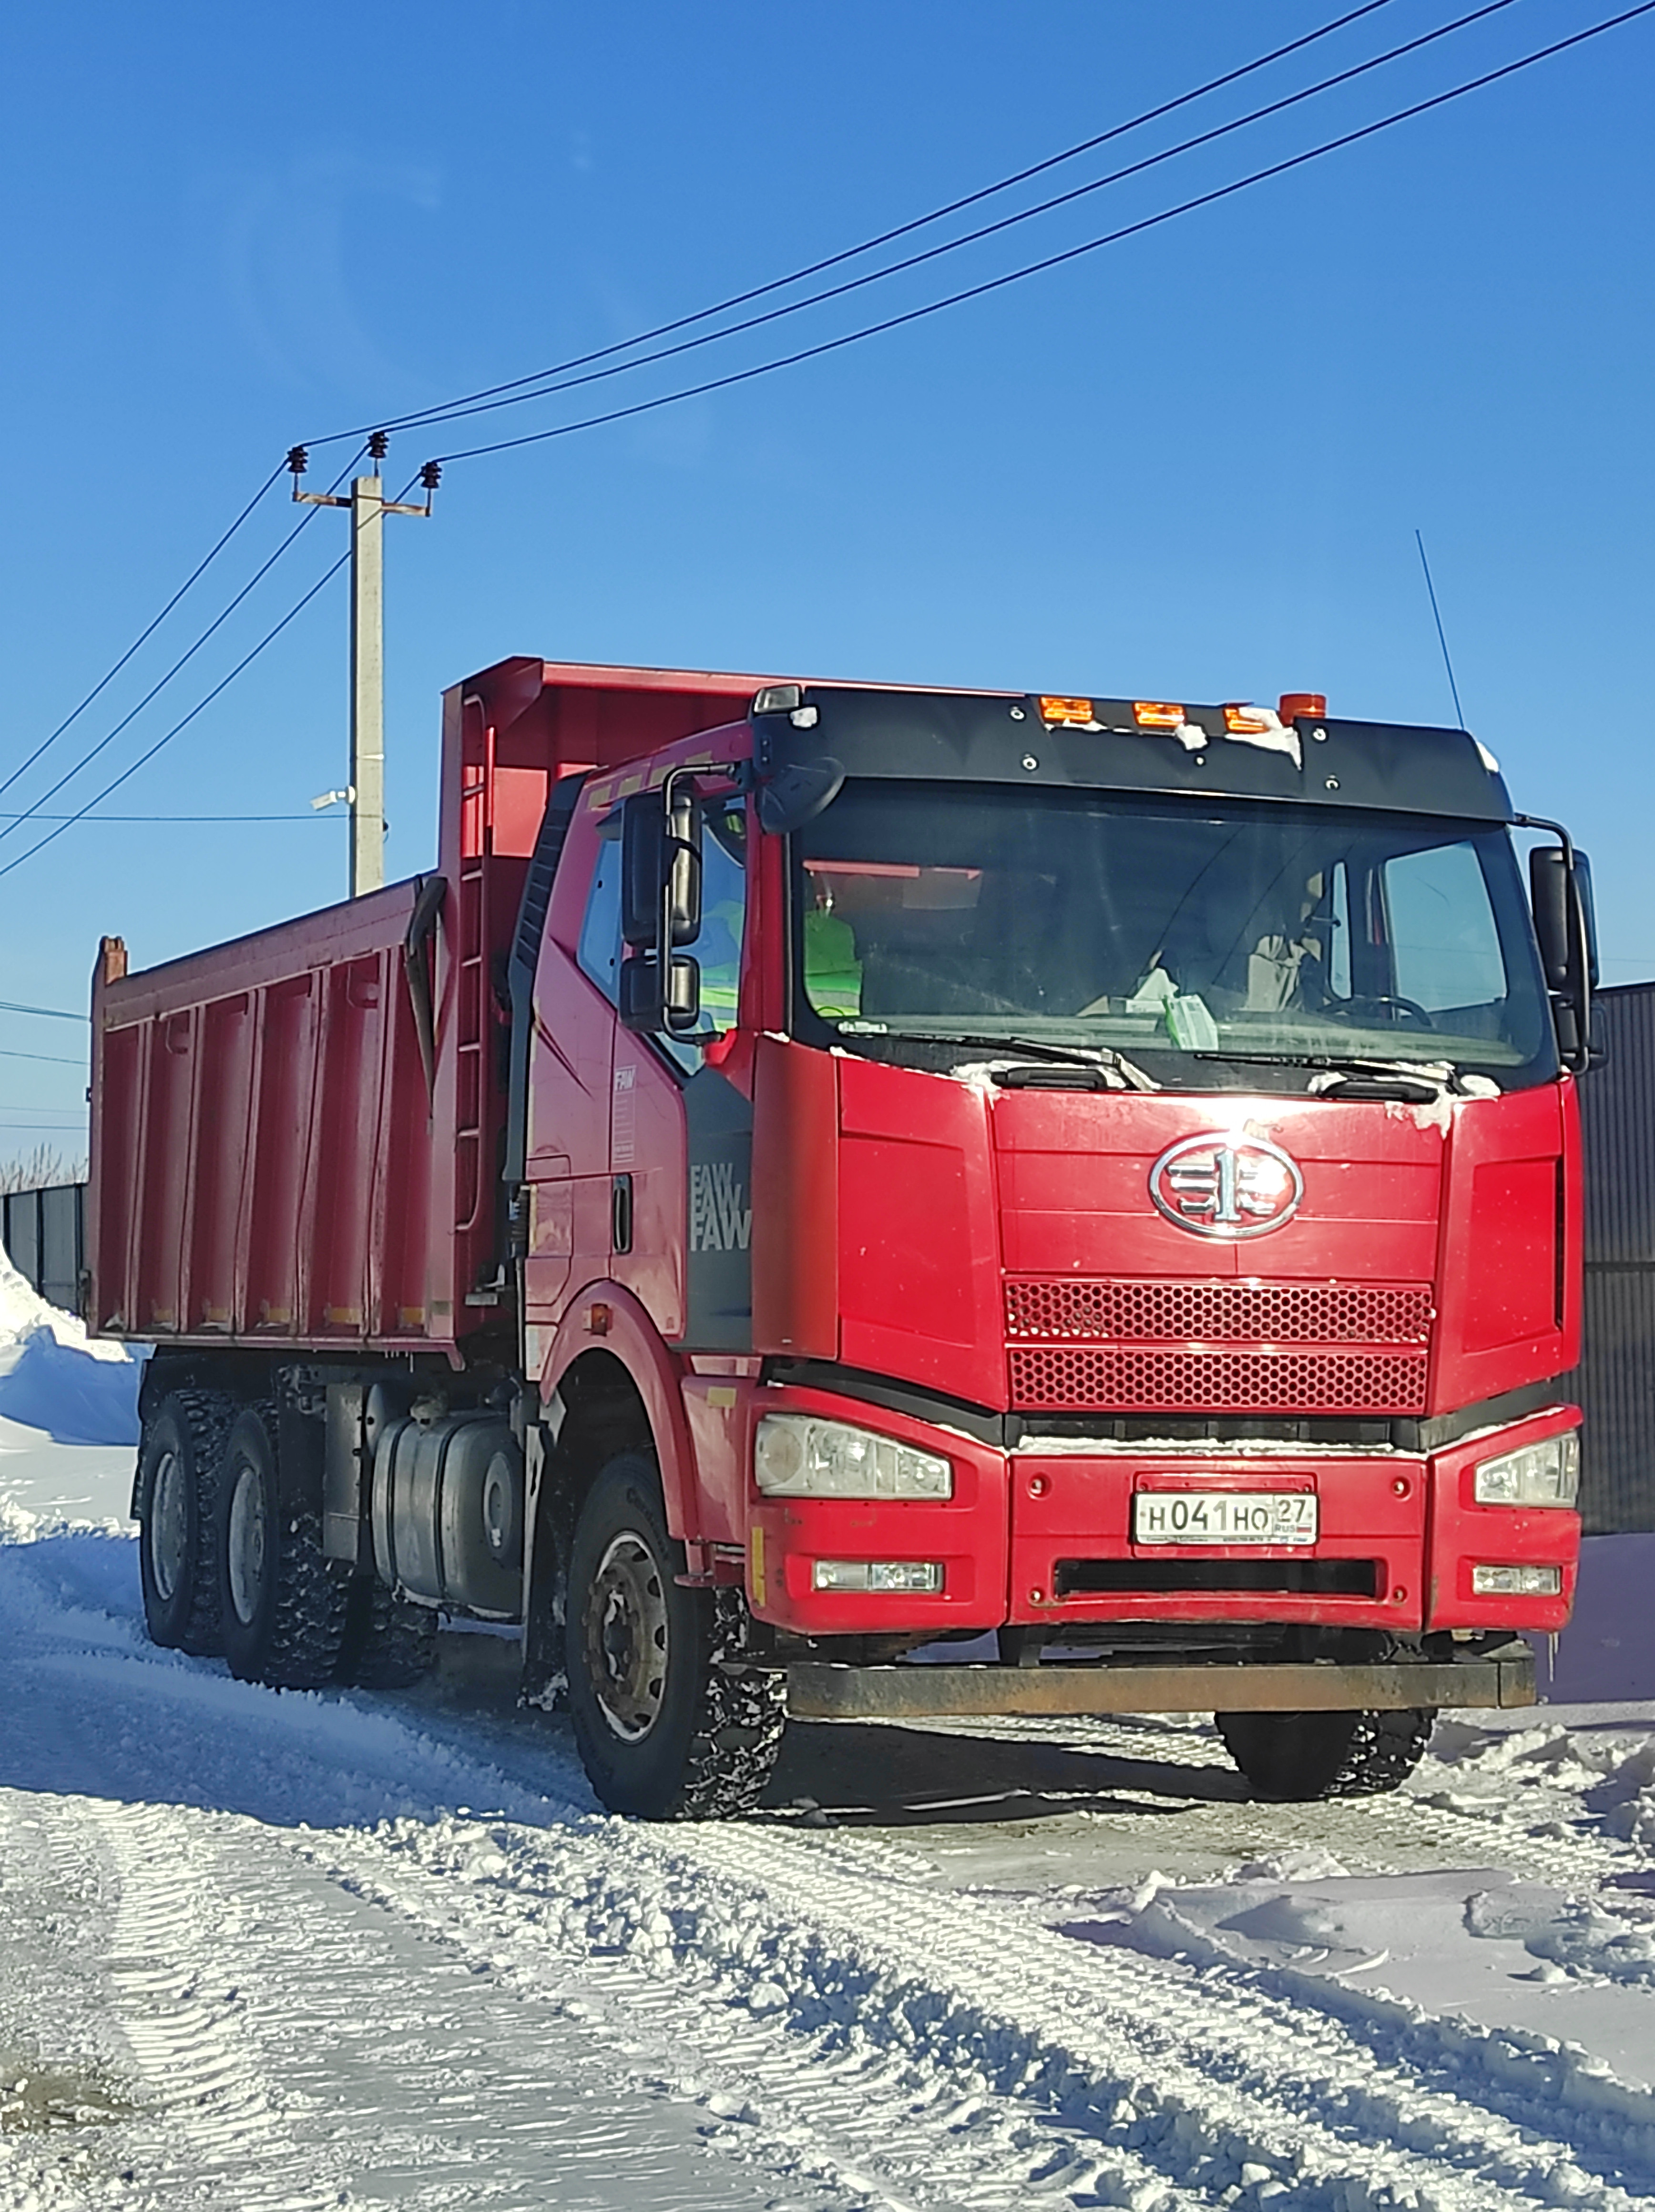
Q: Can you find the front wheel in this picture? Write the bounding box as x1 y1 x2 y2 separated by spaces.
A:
1216 1706 1435 1800
566 1452 785 1820
215 1404 350 1689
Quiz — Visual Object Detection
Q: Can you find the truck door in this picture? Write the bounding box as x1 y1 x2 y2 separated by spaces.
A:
523 808 617 1328
611 784 754 1351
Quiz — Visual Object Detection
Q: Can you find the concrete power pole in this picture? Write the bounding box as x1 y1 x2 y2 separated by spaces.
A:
287 436 439 896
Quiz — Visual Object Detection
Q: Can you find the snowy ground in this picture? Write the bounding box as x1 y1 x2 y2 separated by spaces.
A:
4 1260 1655 2208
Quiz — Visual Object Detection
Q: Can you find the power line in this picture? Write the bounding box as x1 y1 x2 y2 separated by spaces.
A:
0 448 364 852
0 1001 87 1024
0 1047 84 1065
0 545 355 885
434 0 1655 466
0 811 336 823
5 9 1645 880
9 6 1409 821
381 0 1526 447
0 461 286 802
0 468 421 886
312 0 1407 451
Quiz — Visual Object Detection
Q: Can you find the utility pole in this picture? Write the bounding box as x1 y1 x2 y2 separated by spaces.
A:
288 434 439 896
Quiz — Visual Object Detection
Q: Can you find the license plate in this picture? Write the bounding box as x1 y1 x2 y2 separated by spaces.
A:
1132 1490 1318 1546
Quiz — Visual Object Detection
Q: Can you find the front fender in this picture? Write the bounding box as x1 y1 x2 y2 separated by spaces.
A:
534 1280 698 1538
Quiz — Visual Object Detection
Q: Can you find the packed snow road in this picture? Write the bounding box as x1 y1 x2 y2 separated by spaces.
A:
6 1329 1655 2206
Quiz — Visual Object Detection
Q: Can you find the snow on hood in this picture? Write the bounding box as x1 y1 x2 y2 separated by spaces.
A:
0 1233 140 1445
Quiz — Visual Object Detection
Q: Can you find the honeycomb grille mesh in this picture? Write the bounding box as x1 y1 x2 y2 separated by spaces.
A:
1007 1344 1428 1413
1004 1278 1432 1346
1002 1275 1433 1413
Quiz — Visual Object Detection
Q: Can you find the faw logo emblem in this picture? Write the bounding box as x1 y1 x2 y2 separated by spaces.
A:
690 1162 752 1253
1149 1133 1304 1239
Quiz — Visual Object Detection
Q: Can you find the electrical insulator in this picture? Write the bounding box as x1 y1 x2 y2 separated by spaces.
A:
419 461 442 492
367 430 390 461
286 445 308 477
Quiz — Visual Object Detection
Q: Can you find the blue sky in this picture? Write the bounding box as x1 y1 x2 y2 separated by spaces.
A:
1 0 1651 1163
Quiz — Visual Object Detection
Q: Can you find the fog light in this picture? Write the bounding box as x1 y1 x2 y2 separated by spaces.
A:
1471 1564 1562 1596
1473 1431 1579 1506
811 1560 944 1594
756 1413 952 1500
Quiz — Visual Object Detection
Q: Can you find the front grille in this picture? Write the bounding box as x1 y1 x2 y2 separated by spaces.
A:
1007 1344 1428 1413
1053 1557 1380 1599
1005 1278 1432 1345
1003 1274 1433 1416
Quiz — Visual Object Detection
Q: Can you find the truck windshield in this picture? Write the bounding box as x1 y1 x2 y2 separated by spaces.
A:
793 782 1557 1087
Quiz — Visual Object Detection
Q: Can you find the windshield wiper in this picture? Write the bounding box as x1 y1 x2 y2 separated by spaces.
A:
1190 1050 1492 1101
836 1024 1159 1092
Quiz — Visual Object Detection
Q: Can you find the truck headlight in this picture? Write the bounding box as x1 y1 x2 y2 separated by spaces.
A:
1472 1431 1579 1507
755 1413 953 1500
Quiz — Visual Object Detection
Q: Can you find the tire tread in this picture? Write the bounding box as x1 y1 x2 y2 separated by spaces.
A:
335 1579 440 1689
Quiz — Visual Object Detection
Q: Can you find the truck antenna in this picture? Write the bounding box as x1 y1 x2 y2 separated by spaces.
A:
1414 528 1467 732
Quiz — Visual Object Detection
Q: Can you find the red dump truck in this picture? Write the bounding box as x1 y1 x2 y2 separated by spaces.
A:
91 656 1596 1817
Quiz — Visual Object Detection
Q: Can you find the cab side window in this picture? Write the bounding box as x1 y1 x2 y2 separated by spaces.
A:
575 798 748 1072
575 825 623 1003
695 797 748 1038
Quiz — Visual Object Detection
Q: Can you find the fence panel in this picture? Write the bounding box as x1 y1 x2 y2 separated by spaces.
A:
2 1182 85 1315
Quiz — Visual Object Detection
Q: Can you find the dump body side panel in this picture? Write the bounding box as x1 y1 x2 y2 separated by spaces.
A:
89 657 774 1359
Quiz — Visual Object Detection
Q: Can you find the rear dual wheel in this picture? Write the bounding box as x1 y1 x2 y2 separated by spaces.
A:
137 1390 235 1655
216 1404 349 1689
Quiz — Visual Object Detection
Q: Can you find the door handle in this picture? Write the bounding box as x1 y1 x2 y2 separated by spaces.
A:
611 1173 633 1255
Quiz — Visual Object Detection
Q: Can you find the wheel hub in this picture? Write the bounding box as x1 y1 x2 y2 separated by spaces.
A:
150 1448 185 1602
585 1532 669 1742
226 1461 267 1627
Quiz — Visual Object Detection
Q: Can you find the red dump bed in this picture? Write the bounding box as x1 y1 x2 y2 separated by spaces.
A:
88 657 766 1356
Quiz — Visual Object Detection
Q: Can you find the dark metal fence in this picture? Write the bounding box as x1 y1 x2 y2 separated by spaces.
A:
1575 984 1655 1533
1 1181 85 1315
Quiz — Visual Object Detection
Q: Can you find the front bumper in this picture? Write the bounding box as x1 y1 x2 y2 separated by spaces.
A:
787 1646 1537 1718
742 1383 1580 1638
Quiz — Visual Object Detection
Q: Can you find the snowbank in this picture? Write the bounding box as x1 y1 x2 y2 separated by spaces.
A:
0 1237 139 1448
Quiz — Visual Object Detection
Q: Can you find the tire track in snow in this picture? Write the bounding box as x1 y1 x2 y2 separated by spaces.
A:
88 1799 348 2212
85 1792 817 2212
935 1710 1649 1894
296 1820 1192 2212
298 1801 1655 2212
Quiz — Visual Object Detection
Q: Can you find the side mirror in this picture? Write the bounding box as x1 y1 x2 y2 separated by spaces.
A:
619 952 702 1035
1529 846 1572 991
1529 843 1596 1073
622 788 702 949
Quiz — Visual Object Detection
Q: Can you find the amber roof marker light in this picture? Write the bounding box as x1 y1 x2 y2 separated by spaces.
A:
1037 695 1099 727
1278 692 1328 722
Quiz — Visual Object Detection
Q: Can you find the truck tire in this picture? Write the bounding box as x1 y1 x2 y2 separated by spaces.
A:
136 1390 234 1655
215 1403 350 1690
566 1452 786 1820
1216 1705 1436 1801
334 1578 440 1690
